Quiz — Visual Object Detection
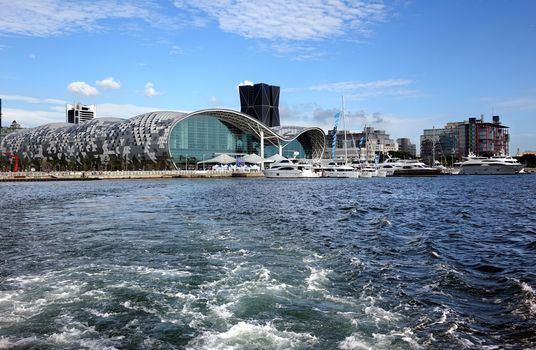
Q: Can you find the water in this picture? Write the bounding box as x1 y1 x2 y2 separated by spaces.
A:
1 176 535 349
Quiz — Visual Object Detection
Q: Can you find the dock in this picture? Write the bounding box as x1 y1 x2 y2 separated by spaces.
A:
0 170 264 182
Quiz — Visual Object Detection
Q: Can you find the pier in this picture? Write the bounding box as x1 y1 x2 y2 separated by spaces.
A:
0 170 264 182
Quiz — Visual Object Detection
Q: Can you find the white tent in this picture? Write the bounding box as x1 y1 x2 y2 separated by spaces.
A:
265 154 287 163
242 153 268 164
197 154 236 165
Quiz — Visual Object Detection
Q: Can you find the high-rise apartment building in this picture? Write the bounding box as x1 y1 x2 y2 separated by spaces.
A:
66 103 96 124
239 83 280 127
420 115 510 163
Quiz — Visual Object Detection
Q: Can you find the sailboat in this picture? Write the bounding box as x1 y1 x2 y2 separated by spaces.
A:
323 97 360 178
358 127 378 178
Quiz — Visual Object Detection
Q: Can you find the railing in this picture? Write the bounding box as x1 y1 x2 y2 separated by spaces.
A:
0 169 263 179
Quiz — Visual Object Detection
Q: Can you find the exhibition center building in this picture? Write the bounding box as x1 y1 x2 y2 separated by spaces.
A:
1 109 326 171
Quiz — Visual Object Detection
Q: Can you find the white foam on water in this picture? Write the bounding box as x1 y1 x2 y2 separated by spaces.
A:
5 275 46 286
87 308 113 318
446 323 458 334
48 324 121 350
82 289 108 299
431 307 449 325
364 305 401 323
515 280 536 316
132 265 192 277
208 302 234 320
0 336 38 349
47 322 96 345
350 257 363 269
258 267 271 281
306 267 331 291
186 321 317 350
339 328 421 350
520 281 535 294
303 253 324 264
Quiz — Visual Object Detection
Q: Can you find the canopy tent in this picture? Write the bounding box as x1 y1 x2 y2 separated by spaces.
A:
242 153 269 164
265 154 287 163
197 153 236 165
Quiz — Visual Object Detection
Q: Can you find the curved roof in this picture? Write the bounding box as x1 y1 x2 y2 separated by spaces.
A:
2 109 326 163
175 109 326 159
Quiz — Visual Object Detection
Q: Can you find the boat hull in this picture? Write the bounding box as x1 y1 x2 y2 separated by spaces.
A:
262 169 320 178
459 164 523 175
392 168 442 177
323 171 360 178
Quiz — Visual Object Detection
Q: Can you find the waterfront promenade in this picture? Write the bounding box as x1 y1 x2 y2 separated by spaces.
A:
0 169 264 181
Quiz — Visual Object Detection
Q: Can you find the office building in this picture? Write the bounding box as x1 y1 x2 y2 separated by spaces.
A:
66 103 96 124
396 138 417 157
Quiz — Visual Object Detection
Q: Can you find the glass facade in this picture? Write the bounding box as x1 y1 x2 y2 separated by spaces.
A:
169 115 261 168
264 139 307 159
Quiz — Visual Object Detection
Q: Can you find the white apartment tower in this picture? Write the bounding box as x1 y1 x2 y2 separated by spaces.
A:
66 103 96 124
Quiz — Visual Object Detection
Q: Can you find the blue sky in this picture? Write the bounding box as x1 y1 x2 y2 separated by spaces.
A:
1 0 535 154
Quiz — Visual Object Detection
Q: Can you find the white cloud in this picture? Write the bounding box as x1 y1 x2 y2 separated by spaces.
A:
67 81 99 96
28 53 36 59
310 79 413 92
173 0 385 41
0 0 176 37
301 79 419 100
238 80 254 87
488 96 536 112
0 94 67 105
169 45 183 55
96 77 121 90
97 103 169 118
144 82 160 97
1 108 64 128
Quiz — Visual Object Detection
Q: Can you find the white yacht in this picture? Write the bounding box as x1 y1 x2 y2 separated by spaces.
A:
458 153 524 175
359 164 378 178
263 159 321 178
377 158 441 176
322 162 360 178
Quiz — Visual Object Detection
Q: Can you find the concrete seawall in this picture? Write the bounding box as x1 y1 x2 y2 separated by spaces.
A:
0 170 264 182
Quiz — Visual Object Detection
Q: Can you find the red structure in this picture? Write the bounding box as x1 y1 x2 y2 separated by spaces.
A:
0 151 19 172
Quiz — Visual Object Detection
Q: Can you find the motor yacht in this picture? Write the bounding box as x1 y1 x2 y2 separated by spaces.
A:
359 164 378 178
377 158 441 176
263 159 321 178
458 153 524 175
322 161 360 178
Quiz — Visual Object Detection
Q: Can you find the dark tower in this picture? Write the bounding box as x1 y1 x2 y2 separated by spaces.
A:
239 83 280 127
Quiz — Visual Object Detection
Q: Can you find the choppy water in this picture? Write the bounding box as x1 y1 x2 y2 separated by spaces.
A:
1 175 535 350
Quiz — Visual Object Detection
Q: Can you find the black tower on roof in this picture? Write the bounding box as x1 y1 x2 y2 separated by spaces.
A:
239 83 280 127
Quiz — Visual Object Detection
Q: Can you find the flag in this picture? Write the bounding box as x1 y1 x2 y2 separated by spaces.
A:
331 112 340 160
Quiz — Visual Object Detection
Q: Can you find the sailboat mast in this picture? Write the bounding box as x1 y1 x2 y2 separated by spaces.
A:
342 96 348 163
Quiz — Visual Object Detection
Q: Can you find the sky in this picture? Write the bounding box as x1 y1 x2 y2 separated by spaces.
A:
1 0 535 154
